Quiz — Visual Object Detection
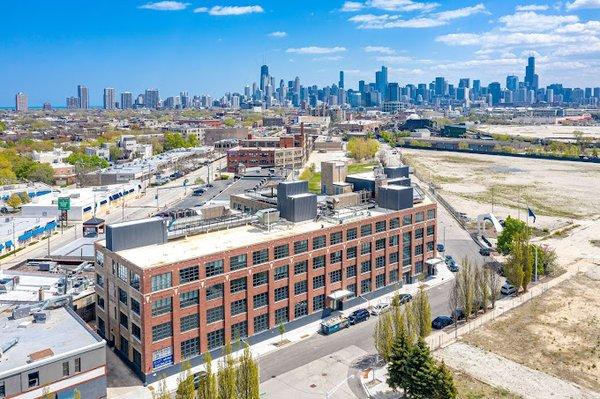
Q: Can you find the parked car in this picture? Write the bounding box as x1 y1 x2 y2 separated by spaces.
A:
451 308 465 321
479 247 492 256
500 282 517 296
436 243 445 253
192 188 205 196
397 293 413 305
448 262 459 272
370 303 390 316
444 255 454 264
432 316 454 330
348 308 370 325
193 371 207 389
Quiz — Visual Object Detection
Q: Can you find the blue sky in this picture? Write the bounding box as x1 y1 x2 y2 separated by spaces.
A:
1 0 599 106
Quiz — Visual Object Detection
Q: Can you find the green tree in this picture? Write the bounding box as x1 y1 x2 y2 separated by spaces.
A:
176 360 196 399
151 138 164 155
109 146 123 161
65 153 109 169
278 322 286 344
198 353 218 399
236 343 260 399
217 342 237 399
73 389 82 399
6 193 22 209
405 338 438 399
432 361 457 399
497 216 529 255
412 284 432 338
503 231 534 292
387 318 413 395
223 117 236 127
347 138 379 160
164 132 189 151
374 311 395 362
0 121 6 132
23 163 54 184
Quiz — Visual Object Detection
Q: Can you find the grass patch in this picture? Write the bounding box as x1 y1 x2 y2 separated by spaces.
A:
439 155 487 165
347 162 378 174
542 223 580 240
453 369 522 399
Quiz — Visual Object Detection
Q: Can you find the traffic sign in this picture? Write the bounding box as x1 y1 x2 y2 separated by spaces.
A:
57 197 71 211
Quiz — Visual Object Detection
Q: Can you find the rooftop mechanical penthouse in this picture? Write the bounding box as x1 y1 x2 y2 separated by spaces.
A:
94 163 438 383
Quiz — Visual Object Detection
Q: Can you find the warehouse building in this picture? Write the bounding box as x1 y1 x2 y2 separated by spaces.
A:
94 170 437 383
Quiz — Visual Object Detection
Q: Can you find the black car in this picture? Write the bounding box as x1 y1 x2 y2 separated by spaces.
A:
348 308 370 325
398 293 413 305
432 316 454 330
479 247 492 256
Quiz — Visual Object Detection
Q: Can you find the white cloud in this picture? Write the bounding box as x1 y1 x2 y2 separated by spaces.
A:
435 3 488 21
313 55 344 61
139 1 189 11
268 31 287 38
375 55 413 63
363 46 396 54
566 0 600 10
367 0 439 12
341 1 365 12
499 11 579 32
515 4 549 11
194 5 264 16
286 46 347 54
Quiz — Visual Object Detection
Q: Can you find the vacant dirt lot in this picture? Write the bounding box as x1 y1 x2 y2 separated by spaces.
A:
453 369 522 399
401 149 600 229
463 271 600 392
479 124 600 140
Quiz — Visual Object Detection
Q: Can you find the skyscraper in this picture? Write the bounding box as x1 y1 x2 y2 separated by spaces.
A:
458 78 470 88
77 85 89 109
260 65 269 92
524 56 539 90
339 71 344 90
144 89 159 109
488 82 502 105
506 75 519 92
434 77 446 96
103 88 116 110
375 66 388 99
121 92 133 109
15 92 28 112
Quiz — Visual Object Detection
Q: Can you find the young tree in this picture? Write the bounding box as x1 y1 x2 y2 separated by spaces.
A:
237 343 260 399
412 284 432 338
497 216 528 255
432 361 457 399
217 342 237 399
387 320 412 396
474 267 490 313
277 322 285 344
404 301 419 339
405 338 437 399
176 360 196 399
455 260 476 321
374 311 395 362
485 264 502 308
504 231 533 292
73 389 82 399
6 193 22 209
153 378 171 399
197 353 218 399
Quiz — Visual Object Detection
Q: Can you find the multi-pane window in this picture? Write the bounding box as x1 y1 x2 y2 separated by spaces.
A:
294 240 308 254
132 323 141 340
274 286 289 301
63 361 70 377
361 260 372 274
361 242 372 255
313 255 325 269
152 322 172 342
274 265 289 280
330 250 342 264
274 244 289 259
389 235 399 247
294 301 308 318
346 265 357 277
253 271 268 287
96 251 104 267
207 329 224 350
403 232 412 245
97 295 105 309
415 244 424 256
347 284 357 298
415 212 424 223
389 252 399 264
375 238 386 251
294 260 308 274
180 314 199 332
254 313 269 333
151 273 171 292
180 290 199 308
206 283 224 300
313 294 325 311
346 228 357 240
253 292 268 309
117 263 128 283
294 280 308 295
403 246 412 266
376 256 386 269
347 246 357 259
275 307 289 324
361 224 372 237
207 306 224 323
232 321 248 338
390 217 400 229
179 266 199 284
330 231 342 245
313 275 325 289
427 241 434 252
361 278 372 294
376 274 386 289
118 288 128 305
130 271 141 291
230 277 247 294
427 209 436 220
119 312 128 329
375 220 386 232
231 299 247 316
427 225 435 236
313 235 326 249
389 269 399 283
329 269 342 283
416 261 424 274
151 297 172 317
181 337 200 360
230 254 247 271
415 228 424 239
131 298 140 315
96 273 104 288
206 260 224 277
252 249 269 265
403 214 413 226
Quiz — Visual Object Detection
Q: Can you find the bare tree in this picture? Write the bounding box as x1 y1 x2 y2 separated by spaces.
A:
457 259 476 321
486 264 502 309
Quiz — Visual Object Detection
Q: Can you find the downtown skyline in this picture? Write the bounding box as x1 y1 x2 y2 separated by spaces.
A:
1 0 600 106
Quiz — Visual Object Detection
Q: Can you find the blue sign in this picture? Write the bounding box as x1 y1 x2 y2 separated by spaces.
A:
153 355 173 370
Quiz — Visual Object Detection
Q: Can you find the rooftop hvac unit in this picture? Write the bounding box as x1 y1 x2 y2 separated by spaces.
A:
0 337 19 358
256 208 280 224
33 311 48 323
